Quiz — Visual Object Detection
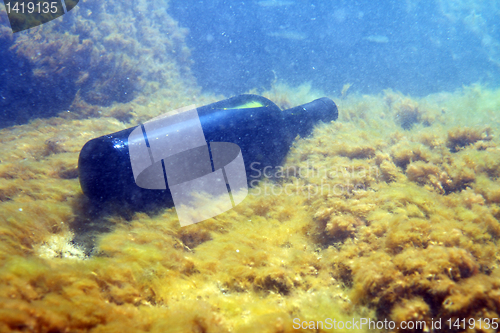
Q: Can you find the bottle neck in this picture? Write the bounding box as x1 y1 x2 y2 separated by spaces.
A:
282 97 339 141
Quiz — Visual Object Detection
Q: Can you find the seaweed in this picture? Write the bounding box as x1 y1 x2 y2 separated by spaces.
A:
446 126 492 153
2 78 500 331
0 0 196 127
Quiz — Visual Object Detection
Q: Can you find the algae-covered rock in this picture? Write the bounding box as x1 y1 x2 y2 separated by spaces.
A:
0 0 196 127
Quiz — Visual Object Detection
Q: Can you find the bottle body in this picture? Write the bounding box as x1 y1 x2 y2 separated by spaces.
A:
78 94 338 209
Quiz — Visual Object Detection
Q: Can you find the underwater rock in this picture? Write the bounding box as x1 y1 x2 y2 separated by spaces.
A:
0 0 195 127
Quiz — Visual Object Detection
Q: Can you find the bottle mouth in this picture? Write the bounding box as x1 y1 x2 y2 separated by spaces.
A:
283 97 338 123
317 97 339 122
302 97 339 123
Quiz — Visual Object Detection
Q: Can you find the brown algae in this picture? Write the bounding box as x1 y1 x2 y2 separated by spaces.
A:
0 84 500 332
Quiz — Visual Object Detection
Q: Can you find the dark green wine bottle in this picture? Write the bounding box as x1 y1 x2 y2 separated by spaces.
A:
78 94 338 209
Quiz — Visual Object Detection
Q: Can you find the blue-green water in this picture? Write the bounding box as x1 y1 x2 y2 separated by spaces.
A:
171 0 500 96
